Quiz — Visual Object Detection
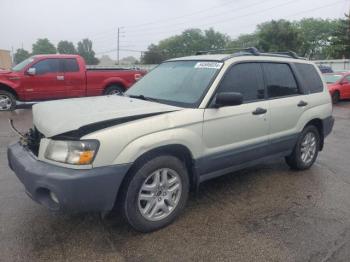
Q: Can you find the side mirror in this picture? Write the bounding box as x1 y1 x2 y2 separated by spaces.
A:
214 92 243 108
27 68 36 75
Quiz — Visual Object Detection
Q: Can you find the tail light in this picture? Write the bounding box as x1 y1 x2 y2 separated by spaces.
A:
134 73 142 81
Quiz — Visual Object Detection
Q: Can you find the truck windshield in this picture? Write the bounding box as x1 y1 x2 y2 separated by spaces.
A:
126 60 222 107
12 57 34 72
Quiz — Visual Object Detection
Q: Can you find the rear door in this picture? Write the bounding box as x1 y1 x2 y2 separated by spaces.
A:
201 62 270 176
342 75 350 98
63 58 86 98
262 62 307 155
22 58 66 100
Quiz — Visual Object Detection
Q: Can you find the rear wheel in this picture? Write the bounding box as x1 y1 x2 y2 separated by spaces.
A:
104 85 124 95
122 155 189 232
0 90 16 111
332 91 340 104
285 125 320 170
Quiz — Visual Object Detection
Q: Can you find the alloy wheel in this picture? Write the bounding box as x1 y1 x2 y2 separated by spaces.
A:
138 168 182 221
300 132 317 165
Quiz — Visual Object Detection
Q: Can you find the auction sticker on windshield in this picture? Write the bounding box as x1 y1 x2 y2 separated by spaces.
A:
195 62 223 69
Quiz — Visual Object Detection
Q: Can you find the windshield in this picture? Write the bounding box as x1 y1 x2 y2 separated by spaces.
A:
12 57 34 72
324 74 343 84
126 60 222 107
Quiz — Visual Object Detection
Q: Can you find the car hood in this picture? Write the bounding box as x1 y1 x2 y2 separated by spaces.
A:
33 95 182 137
327 83 339 89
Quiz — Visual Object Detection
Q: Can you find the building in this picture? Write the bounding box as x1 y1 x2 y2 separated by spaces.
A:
0 49 12 70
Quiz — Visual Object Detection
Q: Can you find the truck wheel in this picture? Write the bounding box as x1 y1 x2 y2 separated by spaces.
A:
0 90 16 111
332 91 340 104
104 85 124 95
122 155 189 232
285 125 320 170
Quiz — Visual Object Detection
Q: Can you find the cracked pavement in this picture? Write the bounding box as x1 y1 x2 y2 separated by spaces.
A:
0 101 350 261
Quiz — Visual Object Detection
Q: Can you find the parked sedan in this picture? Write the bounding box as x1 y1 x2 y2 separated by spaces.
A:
323 72 350 103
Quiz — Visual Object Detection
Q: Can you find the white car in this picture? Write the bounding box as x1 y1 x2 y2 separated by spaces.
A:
8 48 334 232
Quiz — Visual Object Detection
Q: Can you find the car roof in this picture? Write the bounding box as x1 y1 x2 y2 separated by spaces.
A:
32 54 80 59
167 53 314 65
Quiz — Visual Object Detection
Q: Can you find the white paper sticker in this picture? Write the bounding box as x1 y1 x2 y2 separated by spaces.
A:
194 62 223 69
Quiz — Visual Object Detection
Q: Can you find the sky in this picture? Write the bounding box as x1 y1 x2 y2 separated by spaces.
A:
0 0 349 60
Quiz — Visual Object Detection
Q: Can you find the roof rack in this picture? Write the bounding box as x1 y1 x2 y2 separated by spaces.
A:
195 47 305 60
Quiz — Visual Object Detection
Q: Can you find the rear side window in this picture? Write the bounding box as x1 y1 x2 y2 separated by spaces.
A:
32 59 61 74
63 58 79 72
217 63 265 102
262 63 299 98
295 63 324 93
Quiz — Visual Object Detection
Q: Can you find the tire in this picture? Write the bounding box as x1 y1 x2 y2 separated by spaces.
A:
104 85 124 95
285 125 320 170
0 90 16 111
332 91 340 104
122 155 189 232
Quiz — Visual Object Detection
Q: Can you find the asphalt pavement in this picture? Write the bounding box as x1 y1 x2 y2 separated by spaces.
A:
1 102 350 262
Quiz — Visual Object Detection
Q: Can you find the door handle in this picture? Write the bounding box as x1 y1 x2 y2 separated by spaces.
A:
252 107 267 115
57 75 65 81
297 100 308 107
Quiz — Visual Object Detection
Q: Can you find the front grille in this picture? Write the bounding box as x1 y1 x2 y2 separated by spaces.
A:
23 127 44 156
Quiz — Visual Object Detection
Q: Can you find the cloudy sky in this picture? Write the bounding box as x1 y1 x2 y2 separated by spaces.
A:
0 0 349 59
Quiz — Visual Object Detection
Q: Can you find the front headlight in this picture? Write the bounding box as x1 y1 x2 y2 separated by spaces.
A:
45 140 99 165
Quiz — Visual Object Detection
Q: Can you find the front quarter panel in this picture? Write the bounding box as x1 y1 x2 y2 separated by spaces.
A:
83 109 204 167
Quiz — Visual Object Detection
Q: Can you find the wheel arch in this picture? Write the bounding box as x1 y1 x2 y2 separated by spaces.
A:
0 83 18 99
304 118 324 150
114 144 197 209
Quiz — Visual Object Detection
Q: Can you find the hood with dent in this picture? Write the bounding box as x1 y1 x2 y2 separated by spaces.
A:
33 95 182 137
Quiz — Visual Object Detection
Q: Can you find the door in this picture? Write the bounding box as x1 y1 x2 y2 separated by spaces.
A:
63 58 86 98
262 62 307 155
201 62 270 176
342 76 350 98
21 58 66 100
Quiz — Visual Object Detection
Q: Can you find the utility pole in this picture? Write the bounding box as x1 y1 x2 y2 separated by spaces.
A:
117 27 120 65
117 27 125 65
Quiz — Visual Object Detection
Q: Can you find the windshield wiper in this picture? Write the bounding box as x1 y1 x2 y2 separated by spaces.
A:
128 94 159 102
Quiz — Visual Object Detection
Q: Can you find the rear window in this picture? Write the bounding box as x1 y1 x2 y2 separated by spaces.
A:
295 63 324 93
262 63 299 98
63 58 79 72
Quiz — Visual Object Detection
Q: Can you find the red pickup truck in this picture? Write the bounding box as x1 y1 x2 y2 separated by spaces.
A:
0 54 146 111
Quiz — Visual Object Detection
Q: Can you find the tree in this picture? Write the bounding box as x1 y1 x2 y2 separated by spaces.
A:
57 40 76 54
142 28 230 63
77 38 99 65
13 48 30 64
228 33 259 50
120 56 138 65
295 18 340 59
141 44 165 64
32 38 56 55
329 13 350 59
257 20 301 53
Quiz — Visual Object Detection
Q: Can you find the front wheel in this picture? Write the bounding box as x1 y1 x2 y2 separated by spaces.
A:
285 125 320 170
122 155 189 232
0 90 16 111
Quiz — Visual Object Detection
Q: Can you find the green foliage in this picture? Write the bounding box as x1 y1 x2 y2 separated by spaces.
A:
57 41 77 54
328 13 350 59
13 48 30 64
142 28 230 64
256 19 301 52
295 18 340 59
227 33 259 50
32 38 56 55
77 38 99 65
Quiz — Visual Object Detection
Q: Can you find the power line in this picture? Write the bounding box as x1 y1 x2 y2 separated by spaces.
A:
125 0 278 33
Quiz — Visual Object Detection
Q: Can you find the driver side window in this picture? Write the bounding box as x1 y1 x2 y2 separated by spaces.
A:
216 63 265 103
32 59 61 75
